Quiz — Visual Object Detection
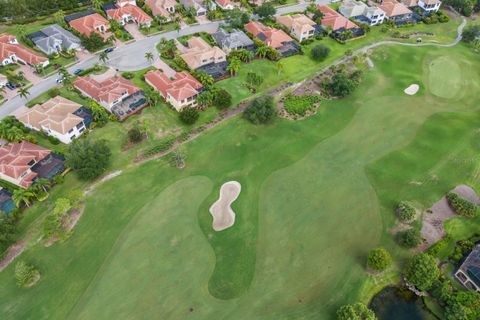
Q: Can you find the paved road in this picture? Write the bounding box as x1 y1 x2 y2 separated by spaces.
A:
0 4 466 119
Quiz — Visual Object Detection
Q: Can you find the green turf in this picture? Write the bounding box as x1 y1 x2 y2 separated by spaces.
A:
427 55 462 99
0 43 480 320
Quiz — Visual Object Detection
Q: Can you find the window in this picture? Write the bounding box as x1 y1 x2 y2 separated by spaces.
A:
79 127 85 133
68 128 73 134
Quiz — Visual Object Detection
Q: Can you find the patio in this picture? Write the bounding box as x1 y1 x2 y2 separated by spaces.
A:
195 61 229 80
111 91 147 121
31 153 65 181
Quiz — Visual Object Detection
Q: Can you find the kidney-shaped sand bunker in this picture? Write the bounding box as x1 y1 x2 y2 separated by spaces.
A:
209 181 241 231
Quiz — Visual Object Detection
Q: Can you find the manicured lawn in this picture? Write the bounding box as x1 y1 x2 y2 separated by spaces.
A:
0 43 479 320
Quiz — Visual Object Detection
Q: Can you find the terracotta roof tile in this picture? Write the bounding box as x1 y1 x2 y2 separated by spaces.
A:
317 5 359 31
145 70 203 101
244 21 293 49
0 34 48 65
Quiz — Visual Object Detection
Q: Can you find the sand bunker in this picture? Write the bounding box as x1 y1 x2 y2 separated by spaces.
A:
209 181 241 231
404 84 419 95
421 185 480 248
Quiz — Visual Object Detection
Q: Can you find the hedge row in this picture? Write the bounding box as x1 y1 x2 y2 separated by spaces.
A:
446 192 478 218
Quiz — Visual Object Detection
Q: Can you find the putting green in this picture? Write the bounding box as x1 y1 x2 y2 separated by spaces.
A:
428 56 462 99
0 46 479 320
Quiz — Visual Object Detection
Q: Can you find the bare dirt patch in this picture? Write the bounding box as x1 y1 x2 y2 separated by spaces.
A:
209 181 241 231
0 241 26 272
84 170 123 195
421 184 479 248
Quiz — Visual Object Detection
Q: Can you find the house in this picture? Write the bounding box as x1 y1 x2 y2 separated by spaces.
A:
145 70 203 111
144 0 176 21
0 141 64 188
179 37 228 79
377 0 416 24
0 34 49 68
317 5 364 39
212 28 255 53
455 244 480 292
178 0 207 16
17 96 92 144
339 0 386 25
27 24 82 55
66 9 110 38
73 76 147 120
244 21 300 57
402 0 442 13
104 0 153 28
276 14 317 43
0 74 7 88
215 0 235 10
0 188 15 214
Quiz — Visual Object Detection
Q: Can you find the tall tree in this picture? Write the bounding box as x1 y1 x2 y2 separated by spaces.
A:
99 51 109 63
66 139 111 181
18 87 30 99
145 51 155 63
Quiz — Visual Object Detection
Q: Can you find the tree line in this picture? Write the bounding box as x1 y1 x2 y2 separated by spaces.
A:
0 0 91 21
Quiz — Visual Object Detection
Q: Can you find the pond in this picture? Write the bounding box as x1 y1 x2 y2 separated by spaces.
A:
369 286 436 320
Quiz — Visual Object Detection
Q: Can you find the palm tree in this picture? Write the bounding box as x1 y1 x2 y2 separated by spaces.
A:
92 0 103 11
256 46 270 59
34 64 45 76
18 87 30 99
196 91 213 108
145 51 155 63
174 22 181 33
203 0 213 10
33 178 50 193
69 47 78 57
195 71 214 88
6 127 25 142
12 188 35 207
99 51 109 63
54 10 65 26
276 61 284 75
227 58 241 77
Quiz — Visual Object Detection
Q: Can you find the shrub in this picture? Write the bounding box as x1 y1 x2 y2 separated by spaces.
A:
397 228 422 248
243 95 277 125
122 72 135 79
322 71 362 98
449 239 475 263
128 127 143 143
283 94 321 116
212 89 232 110
15 261 40 287
337 303 377 320
179 108 199 125
144 137 175 157
396 202 416 222
47 88 60 98
367 248 392 272
404 253 440 291
310 44 330 62
446 192 478 218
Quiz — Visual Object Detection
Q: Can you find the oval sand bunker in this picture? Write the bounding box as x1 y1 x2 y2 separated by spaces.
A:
209 181 241 231
404 84 419 95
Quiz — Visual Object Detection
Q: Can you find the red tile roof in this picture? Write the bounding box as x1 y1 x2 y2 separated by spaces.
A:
378 0 412 17
145 0 176 17
0 34 48 66
106 4 153 24
216 0 233 8
0 141 51 188
244 21 293 49
68 13 109 37
73 76 140 105
317 5 359 31
145 70 203 101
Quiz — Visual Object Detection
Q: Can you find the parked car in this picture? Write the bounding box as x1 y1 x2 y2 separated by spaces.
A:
104 47 115 53
56 77 64 84
5 82 16 90
73 69 84 75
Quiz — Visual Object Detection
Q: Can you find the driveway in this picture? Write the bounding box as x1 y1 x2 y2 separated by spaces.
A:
19 65 42 85
90 67 118 82
153 58 176 77
124 23 146 41
195 16 211 25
